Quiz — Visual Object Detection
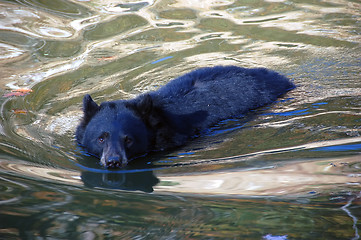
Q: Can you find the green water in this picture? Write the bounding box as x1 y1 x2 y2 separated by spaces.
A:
0 0 360 239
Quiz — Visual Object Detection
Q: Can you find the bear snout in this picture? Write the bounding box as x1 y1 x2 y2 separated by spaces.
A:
101 151 128 169
106 156 123 168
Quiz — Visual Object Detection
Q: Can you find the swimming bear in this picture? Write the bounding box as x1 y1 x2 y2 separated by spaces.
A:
76 66 295 168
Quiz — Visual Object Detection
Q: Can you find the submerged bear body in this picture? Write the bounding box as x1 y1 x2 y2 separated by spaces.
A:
76 66 295 168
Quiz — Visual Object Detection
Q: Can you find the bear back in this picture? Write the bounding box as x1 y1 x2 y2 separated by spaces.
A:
150 66 295 127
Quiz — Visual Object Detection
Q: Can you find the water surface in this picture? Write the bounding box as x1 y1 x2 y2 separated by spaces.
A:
0 0 360 239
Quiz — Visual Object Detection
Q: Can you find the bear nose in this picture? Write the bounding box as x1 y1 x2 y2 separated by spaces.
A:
106 156 128 168
106 157 122 168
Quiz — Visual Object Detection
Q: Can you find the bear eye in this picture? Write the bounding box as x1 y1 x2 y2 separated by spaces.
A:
124 136 133 147
98 132 108 144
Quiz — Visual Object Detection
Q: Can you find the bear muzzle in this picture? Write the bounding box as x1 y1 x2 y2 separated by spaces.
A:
100 145 129 168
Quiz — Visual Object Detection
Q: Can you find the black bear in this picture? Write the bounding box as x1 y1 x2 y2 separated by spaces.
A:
76 66 295 168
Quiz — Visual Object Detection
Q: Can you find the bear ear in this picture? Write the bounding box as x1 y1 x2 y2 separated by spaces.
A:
82 94 99 123
136 94 153 116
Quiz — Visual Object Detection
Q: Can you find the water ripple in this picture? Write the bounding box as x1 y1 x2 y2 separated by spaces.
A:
0 43 26 60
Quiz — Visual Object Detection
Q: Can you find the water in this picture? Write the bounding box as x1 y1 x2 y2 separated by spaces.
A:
0 0 360 239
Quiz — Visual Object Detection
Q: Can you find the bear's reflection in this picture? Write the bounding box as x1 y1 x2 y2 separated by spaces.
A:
81 170 159 193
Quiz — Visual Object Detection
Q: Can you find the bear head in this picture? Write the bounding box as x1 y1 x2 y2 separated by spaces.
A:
76 94 154 168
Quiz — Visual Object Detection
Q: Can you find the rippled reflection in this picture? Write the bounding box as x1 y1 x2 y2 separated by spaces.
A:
0 152 359 197
154 155 361 196
82 171 159 192
0 171 359 239
0 43 26 60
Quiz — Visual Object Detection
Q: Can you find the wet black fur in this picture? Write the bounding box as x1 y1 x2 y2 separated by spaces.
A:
76 66 295 168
